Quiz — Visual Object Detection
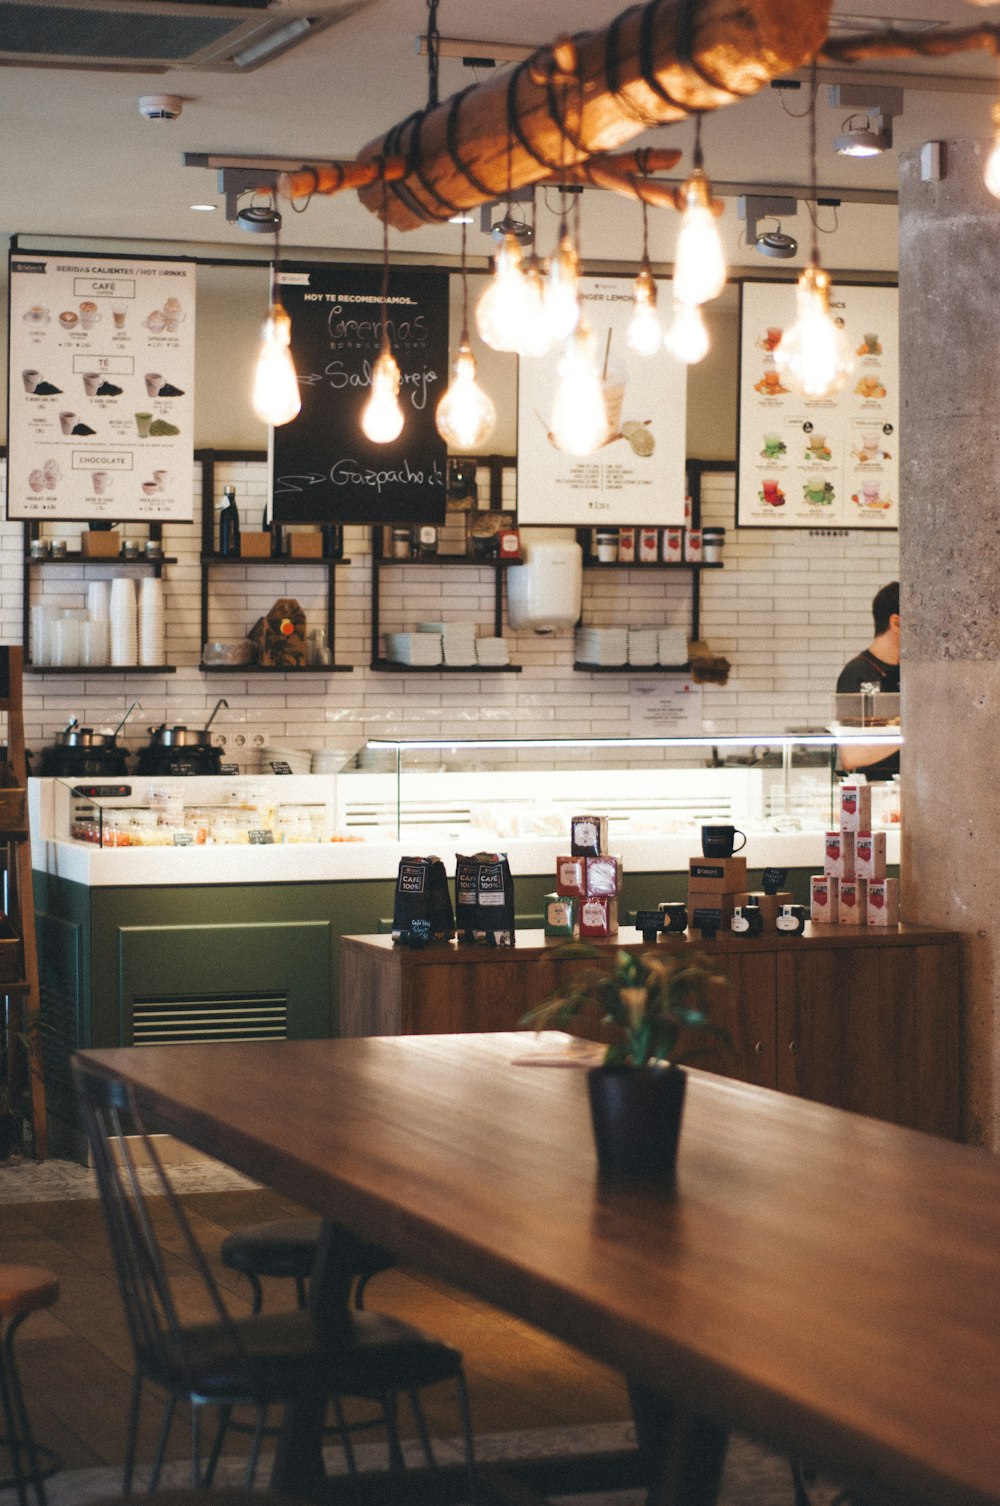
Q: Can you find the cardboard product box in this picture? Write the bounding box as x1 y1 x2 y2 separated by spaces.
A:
838 877 869 925
585 854 621 897
544 893 576 938
689 896 736 933
839 782 872 833
824 830 855 880
288 531 323 558
240 531 273 559
867 877 900 927
571 815 609 856
736 890 793 930
80 529 121 558
578 895 618 938
854 830 887 883
555 855 587 898
687 856 747 893
810 874 840 924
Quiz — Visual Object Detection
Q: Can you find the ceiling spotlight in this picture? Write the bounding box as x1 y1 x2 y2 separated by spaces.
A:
756 226 798 259
236 201 282 233
834 118 892 157
491 208 532 245
828 84 902 158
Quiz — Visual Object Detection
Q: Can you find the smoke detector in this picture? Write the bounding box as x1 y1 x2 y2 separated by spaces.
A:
139 94 183 121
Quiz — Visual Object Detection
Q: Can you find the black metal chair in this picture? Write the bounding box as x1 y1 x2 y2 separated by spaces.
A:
0 1264 60 1506
220 1218 393 1315
73 1059 477 1497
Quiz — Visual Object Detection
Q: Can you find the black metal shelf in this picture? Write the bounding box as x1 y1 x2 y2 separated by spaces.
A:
370 659 521 674
573 661 691 673
375 554 522 567
199 662 353 674
27 554 178 566
26 664 177 676
200 554 351 566
580 561 723 571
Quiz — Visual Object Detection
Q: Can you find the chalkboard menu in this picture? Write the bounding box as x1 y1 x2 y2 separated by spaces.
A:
272 263 449 526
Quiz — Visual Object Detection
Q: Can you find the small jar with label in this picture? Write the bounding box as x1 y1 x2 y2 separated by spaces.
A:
415 525 438 558
702 526 726 563
617 527 636 564
662 526 684 563
391 527 412 560
594 528 618 564
684 528 703 563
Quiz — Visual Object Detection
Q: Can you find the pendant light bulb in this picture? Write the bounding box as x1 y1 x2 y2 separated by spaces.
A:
665 300 710 365
475 233 529 353
515 259 555 358
361 344 405 444
550 320 609 456
435 338 496 448
544 232 581 343
672 170 727 307
627 265 663 356
985 103 1000 198
252 303 301 427
774 263 855 400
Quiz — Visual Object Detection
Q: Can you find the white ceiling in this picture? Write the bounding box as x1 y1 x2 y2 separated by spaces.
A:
2 0 1000 261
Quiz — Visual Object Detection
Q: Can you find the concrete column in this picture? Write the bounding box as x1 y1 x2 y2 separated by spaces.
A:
898 139 1000 1148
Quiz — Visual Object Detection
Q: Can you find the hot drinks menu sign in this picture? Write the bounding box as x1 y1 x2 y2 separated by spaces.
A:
517 276 687 526
737 281 899 530
7 254 195 522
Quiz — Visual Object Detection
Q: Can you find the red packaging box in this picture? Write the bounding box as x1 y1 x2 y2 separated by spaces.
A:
571 815 609 856
824 830 855 880
867 877 900 926
840 783 872 833
555 856 586 897
585 855 621 896
854 830 887 882
838 878 868 925
579 895 619 938
810 874 839 924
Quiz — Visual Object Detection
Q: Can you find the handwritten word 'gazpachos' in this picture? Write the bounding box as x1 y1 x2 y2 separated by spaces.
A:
331 457 445 494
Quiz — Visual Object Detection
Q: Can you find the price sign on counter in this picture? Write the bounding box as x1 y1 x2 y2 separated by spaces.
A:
271 263 448 527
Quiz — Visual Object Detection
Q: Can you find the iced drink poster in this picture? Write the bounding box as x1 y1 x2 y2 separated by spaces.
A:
8 254 195 521
737 280 898 530
517 276 687 526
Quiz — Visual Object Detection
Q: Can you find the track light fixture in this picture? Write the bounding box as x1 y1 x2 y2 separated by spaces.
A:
827 84 903 158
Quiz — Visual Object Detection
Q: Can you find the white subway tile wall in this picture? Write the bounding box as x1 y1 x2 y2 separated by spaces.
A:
0 459 898 763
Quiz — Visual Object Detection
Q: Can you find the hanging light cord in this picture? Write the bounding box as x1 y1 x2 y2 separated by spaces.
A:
459 218 471 340
426 0 441 110
692 112 704 173
807 57 820 267
379 174 391 349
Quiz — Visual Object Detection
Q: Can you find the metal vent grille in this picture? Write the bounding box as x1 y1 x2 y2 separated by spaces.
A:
132 993 288 1045
0 0 377 72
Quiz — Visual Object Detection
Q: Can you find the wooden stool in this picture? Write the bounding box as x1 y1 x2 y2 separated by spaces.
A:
0 1265 60 1506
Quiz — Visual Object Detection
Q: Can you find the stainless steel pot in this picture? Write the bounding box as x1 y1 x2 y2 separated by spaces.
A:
143 698 229 752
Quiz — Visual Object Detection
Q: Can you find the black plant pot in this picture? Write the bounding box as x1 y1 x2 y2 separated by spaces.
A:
586 1064 687 1181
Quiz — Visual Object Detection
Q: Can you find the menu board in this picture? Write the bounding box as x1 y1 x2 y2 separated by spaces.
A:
737 280 899 529
517 276 687 526
271 264 448 526
7 253 195 522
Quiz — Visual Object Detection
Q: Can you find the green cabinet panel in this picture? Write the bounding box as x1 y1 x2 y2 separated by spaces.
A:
118 921 331 1042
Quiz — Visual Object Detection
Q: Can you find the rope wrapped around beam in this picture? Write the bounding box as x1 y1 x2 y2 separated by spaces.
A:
349 0 833 229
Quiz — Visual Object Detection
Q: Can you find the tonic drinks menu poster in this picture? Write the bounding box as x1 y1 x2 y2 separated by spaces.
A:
7 253 195 522
271 263 448 526
517 276 687 527
738 280 898 530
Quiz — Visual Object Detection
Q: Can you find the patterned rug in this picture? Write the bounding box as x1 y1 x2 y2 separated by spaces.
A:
0 1423 844 1506
0 1155 258 1200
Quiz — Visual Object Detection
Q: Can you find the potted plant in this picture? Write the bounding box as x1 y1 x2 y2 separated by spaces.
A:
524 946 730 1180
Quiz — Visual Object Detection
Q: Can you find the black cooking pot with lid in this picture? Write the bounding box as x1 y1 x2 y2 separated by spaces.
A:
138 699 228 776
37 703 139 778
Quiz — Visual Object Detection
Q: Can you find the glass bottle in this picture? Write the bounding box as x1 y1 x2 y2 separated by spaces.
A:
218 486 241 557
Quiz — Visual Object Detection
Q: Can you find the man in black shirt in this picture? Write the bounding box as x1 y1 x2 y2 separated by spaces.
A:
835 580 900 781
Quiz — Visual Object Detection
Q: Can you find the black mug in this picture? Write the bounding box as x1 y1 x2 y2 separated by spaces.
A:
701 824 747 859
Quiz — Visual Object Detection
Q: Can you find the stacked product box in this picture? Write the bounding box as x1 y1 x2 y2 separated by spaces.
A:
810 783 899 926
687 856 747 932
548 815 622 938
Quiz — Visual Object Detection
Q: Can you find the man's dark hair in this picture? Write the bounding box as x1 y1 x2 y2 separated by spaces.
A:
872 581 899 636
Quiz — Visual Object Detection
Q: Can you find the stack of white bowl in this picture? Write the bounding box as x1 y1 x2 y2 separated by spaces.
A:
259 744 312 774
138 577 165 666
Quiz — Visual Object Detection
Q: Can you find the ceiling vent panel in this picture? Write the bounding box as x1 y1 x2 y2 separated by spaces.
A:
0 0 377 72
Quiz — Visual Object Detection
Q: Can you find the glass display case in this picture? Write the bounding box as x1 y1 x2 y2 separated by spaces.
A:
338 733 902 845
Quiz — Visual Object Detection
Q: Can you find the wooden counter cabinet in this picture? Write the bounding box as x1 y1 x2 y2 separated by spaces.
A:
340 925 961 1139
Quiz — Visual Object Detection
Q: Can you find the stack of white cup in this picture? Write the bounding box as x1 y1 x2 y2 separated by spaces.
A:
138 577 165 666
109 577 138 667
82 582 110 667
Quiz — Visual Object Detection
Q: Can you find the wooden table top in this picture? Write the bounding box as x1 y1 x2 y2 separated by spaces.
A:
76 1032 1000 1506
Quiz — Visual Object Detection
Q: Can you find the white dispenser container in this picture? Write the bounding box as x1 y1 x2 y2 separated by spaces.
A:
506 530 583 634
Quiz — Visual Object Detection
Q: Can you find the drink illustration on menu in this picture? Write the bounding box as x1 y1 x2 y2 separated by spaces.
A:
738 282 899 529
8 256 195 521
